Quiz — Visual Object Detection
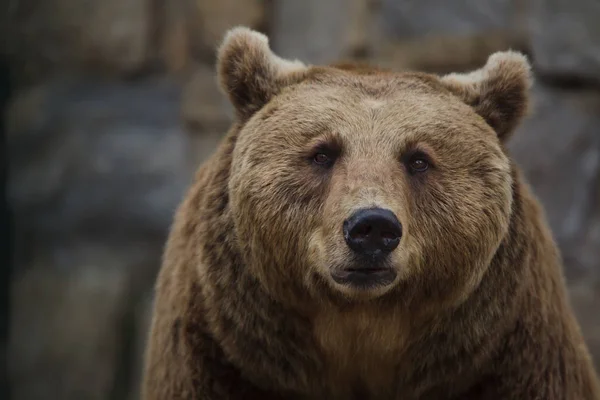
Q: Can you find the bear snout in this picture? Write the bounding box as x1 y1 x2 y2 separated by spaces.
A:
343 207 402 257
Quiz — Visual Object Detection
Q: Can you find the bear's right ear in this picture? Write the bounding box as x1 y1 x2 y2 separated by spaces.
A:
217 27 309 121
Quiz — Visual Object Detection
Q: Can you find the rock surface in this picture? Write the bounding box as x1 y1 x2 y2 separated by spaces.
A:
6 79 193 399
530 0 600 82
509 85 600 278
0 57 12 400
4 0 267 84
379 0 517 38
10 258 129 400
191 0 265 56
7 79 192 241
161 0 266 73
180 64 233 166
271 0 371 64
6 0 152 85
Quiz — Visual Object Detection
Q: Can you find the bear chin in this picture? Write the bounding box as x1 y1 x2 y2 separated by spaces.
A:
332 268 397 289
329 257 399 294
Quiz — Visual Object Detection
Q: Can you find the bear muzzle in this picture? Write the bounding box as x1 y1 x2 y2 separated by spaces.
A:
331 207 402 289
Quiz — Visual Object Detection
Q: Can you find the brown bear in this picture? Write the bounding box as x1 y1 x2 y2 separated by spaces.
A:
141 27 600 399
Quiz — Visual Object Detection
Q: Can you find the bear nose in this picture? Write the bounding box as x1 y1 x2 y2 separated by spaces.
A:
343 208 402 256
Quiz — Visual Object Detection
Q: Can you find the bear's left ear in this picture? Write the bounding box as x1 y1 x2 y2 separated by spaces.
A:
217 27 309 121
440 51 533 142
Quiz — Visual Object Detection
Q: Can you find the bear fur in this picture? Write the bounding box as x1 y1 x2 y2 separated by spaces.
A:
141 27 600 399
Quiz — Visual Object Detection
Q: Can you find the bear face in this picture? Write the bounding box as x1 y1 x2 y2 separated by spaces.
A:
220 27 531 308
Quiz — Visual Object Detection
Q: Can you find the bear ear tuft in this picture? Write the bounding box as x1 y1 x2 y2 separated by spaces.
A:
217 26 308 121
440 51 533 142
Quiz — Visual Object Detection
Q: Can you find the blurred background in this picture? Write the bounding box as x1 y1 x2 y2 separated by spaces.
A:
1 0 599 399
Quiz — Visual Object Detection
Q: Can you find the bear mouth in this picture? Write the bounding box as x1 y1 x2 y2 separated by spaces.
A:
331 266 397 289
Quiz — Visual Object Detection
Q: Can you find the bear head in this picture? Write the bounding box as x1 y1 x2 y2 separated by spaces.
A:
217 27 532 307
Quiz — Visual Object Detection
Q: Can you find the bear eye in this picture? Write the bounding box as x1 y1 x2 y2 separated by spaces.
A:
309 139 341 169
407 152 430 173
409 158 428 172
313 153 331 165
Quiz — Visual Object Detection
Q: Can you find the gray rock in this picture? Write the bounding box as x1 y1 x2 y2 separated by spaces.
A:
379 0 516 39
8 243 157 400
569 279 600 371
508 84 600 278
6 0 152 85
271 0 365 64
190 0 266 56
159 0 266 73
6 78 195 399
7 78 193 245
180 65 232 166
530 0 600 82
126 293 155 400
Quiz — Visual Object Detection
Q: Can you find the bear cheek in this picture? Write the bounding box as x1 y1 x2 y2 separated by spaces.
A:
232 162 326 274
299 192 346 284
310 185 351 258
405 176 510 305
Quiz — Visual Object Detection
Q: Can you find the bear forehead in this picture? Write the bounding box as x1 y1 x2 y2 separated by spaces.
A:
309 65 442 91
260 67 497 145
285 69 482 118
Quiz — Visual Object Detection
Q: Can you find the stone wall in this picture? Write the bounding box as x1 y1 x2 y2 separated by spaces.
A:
1 55 13 400
3 1 599 399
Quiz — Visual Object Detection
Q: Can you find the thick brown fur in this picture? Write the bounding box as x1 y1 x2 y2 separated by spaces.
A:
142 27 600 399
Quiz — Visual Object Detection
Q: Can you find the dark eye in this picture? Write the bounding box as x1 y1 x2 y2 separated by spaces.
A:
408 155 429 173
309 139 341 169
313 153 331 165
